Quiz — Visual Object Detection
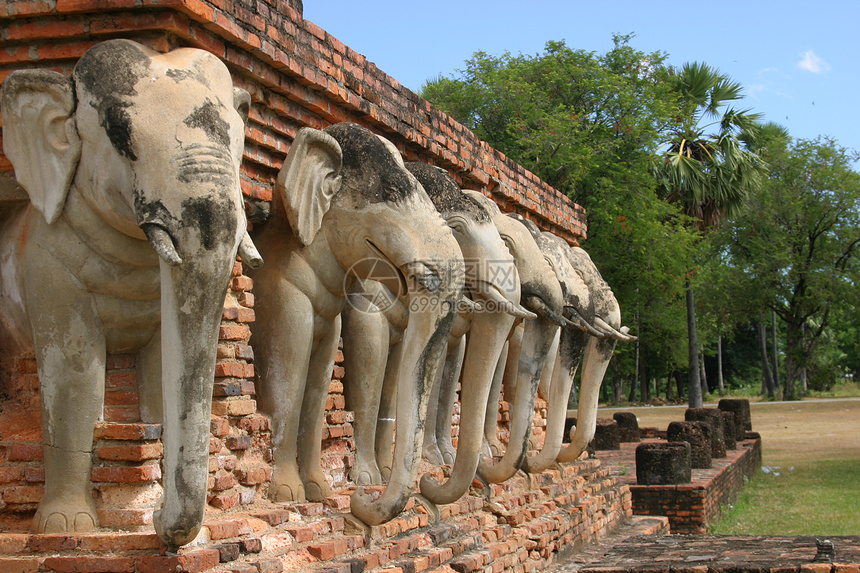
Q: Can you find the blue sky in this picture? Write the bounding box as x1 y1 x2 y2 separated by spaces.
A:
305 1 860 165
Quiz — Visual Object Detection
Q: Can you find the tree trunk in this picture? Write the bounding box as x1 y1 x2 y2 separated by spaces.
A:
640 365 650 403
717 334 725 396
686 278 703 408
666 369 674 400
611 370 622 406
758 315 776 398
771 310 781 393
699 349 708 397
782 319 803 400
628 374 637 403
674 370 685 401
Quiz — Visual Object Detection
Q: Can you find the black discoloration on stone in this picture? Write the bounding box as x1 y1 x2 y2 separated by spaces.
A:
405 162 489 222
181 196 236 252
102 104 136 161
134 196 175 231
183 100 230 148
74 40 150 161
324 123 412 204
166 66 210 88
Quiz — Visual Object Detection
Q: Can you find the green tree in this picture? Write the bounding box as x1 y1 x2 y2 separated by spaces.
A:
421 36 698 399
721 136 860 399
651 62 767 407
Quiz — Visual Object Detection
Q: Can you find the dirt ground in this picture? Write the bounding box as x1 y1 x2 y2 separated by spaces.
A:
597 397 860 465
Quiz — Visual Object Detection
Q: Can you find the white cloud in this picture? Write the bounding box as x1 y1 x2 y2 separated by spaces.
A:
798 50 831 74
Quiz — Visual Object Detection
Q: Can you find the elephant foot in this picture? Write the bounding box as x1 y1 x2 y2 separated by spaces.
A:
378 464 392 482
438 442 456 465
422 442 445 466
349 462 383 486
32 498 97 534
304 477 332 502
270 467 306 503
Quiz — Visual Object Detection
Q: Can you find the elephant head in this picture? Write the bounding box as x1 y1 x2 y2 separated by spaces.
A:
1 39 259 547
250 123 463 526
404 163 531 470
341 163 529 489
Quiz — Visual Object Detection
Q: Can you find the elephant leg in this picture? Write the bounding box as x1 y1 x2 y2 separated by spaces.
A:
434 336 465 465
297 315 341 501
537 329 561 402
375 340 403 481
136 329 162 424
28 283 104 533
422 345 447 466
342 309 389 486
261 285 314 503
482 340 508 458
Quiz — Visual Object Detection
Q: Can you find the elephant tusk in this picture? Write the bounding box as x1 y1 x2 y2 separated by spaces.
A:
523 294 568 327
238 232 264 269
564 307 607 337
143 223 182 266
475 282 537 320
594 316 638 341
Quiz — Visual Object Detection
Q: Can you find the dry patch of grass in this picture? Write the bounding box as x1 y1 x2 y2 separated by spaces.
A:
597 397 860 535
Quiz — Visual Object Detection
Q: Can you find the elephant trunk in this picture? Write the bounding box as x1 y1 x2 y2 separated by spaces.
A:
522 328 588 473
350 293 456 525
477 315 558 483
557 336 617 463
419 309 514 504
150 206 242 548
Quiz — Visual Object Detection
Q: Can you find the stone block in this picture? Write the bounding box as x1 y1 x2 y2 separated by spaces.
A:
685 408 727 458
667 421 712 469
613 412 641 442
635 441 692 485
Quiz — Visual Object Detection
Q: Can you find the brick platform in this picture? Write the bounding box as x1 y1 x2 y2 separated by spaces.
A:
0 458 642 572
590 436 762 534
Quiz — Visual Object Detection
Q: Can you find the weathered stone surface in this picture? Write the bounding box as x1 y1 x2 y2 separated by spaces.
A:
635 441 692 485
718 398 752 440
667 421 712 469
685 408 727 458
613 412 641 443
592 417 621 451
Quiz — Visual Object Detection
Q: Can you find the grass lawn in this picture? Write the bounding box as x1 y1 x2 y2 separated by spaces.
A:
597 397 860 535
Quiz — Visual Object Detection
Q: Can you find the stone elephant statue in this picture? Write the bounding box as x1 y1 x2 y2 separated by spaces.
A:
520 230 600 472
0 39 261 548
340 162 530 488
250 123 464 526
555 244 634 463
418 191 565 500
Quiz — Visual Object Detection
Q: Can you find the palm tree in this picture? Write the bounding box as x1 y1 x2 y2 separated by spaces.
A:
652 62 768 408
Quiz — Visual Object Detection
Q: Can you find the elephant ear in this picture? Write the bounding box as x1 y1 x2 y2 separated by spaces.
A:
277 127 343 246
233 87 251 125
1 69 81 224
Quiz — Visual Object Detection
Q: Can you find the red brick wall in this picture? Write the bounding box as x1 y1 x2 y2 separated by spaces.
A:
0 0 586 242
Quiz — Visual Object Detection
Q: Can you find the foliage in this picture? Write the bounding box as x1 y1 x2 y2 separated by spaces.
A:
421 35 860 400
422 36 697 388
716 136 860 399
